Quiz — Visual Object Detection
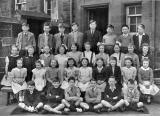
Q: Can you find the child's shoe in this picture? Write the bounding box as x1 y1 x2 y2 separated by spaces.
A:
76 108 82 112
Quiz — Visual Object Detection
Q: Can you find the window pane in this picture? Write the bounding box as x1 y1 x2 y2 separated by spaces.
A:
137 16 141 24
136 6 142 14
129 7 135 15
17 0 20 3
47 10 51 15
47 0 51 9
130 25 136 32
17 4 21 10
130 17 136 24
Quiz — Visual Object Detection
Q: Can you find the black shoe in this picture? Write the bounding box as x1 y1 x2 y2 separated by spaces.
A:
61 111 69 115
137 107 144 112
95 109 101 114
101 107 108 112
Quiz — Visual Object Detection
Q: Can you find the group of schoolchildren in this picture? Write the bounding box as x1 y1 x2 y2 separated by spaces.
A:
1 19 160 114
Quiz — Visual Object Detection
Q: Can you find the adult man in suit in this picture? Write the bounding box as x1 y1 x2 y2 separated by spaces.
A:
68 22 83 51
133 24 150 54
16 23 36 57
38 22 55 54
54 23 69 53
83 20 102 53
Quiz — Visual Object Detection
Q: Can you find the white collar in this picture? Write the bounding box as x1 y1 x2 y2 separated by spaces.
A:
141 66 150 71
123 33 129 37
136 33 145 36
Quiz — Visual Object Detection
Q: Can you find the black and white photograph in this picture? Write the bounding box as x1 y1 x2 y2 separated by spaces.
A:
0 0 160 115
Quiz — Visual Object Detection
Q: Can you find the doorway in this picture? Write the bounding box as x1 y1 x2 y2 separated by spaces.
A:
86 6 108 35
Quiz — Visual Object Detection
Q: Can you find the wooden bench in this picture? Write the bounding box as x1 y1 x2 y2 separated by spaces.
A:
0 86 13 105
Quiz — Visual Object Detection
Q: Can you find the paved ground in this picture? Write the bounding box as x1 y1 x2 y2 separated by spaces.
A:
0 103 160 116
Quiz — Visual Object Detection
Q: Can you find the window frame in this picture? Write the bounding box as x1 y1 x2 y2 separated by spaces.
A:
15 0 27 11
44 0 52 16
126 4 142 34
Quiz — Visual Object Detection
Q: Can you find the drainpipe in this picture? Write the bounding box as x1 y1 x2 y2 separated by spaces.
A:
152 0 156 69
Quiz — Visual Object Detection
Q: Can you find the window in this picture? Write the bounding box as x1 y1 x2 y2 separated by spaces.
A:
126 5 142 33
44 0 52 15
15 0 27 10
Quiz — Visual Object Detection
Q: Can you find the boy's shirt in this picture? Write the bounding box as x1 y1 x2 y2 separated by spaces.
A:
16 31 36 50
24 89 40 107
46 86 64 103
85 86 101 103
65 85 81 101
124 87 140 103
103 84 121 102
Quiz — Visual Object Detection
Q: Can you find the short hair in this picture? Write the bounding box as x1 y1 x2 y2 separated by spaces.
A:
43 22 51 28
138 24 145 29
114 43 121 49
128 79 135 85
70 43 79 51
124 57 133 63
84 42 92 49
35 60 43 67
80 57 89 67
110 56 117 62
95 57 105 67
27 81 35 86
58 23 65 28
67 57 77 67
17 58 23 63
57 44 67 54
71 22 79 26
68 76 75 82
89 20 96 24
50 59 59 68
122 24 129 29
22 22 29 27
52 78 60 83
90 78 96 82
142 58 150 63
128 43 135 48
107 24 114 30
109 76 116 80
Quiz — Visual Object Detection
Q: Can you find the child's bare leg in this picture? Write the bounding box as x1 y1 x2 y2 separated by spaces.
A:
75 98 83 106
35 102 43 110
101 100 112 108
80 102 89 110
18 102 29 111
44 105 61 114
94 103 103 109
124 100 130 106
62 99 70 107
18 91 23 102
54 103 65 111
112 99 124 110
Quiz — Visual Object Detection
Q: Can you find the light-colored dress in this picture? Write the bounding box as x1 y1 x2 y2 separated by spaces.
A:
138 67 159 95
32 68 46 91
55 54 68 82
121 66 137 89
61 67 79 90
66 51 82 66
10 67 27 94
78 67 92 92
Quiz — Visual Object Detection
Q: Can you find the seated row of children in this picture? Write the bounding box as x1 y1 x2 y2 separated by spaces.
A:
18 76 144 114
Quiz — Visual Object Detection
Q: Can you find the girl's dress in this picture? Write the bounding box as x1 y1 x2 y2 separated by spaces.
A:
67 51 82 66
138 67 159 95
95 53 109 66
45 67 60 87
10 67 27 94
40 53 54 67
32 68 46 91
121 66 137 89
110 52 125 67
1 55 20 86
54 54 68 82
61 66 79 89
78 67 92 92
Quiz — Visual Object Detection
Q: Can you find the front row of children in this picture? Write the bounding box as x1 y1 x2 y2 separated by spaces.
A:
18 76 145 114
